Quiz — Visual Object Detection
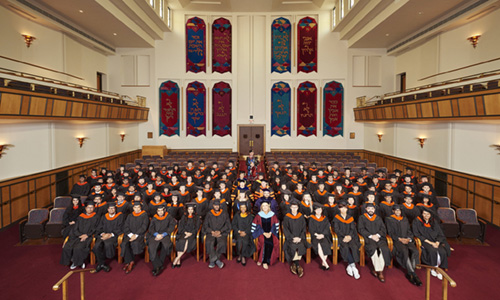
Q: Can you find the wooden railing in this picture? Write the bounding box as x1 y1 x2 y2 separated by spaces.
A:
0 150 141 230
417 264 456 300
52 268 95 300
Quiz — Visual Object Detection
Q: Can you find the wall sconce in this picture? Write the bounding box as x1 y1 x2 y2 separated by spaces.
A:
416 137 426 148
377 133 383 142
76 137 87 148
467 35 481 49
22 34 36 48
490 144 500 154
0 144 12 158
120 133 126 142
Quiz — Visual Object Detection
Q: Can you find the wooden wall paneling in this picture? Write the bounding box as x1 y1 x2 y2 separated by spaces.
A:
11 182 29 224
417 103 423 118
100 106 109 119
421 102 433 118
493 186 500 226
432 102 439 117
483 94 500 115
384 107 392 119
64 101 73 117
0 93 22 114
437 100 453 117
1 187 9 227
20 96 30 115
394 106 404 119
475 181 493 223
475 96 485 115
46 99 54 116
82 103 88 117
71 102 83 117
29 97 46 116
87 104 97 118
450 176 467 208
96 105 102 118
407 104 417 118
451 99 459 116
375 108 384 119
52 100 67 116
458 97 476 116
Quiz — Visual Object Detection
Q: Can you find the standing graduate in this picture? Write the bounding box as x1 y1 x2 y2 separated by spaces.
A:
171 203 200 267
282 200 309 278
147 205 177 276
70 175 91 196
60 201 99 269
93 202 124 273
251 201 280 269
358 203 391 283
385 205 422 286
308 204 333 270
194 188 210 220
413 208 451 279
332 201 361 279
203 200 231 269
232 202 256 266
120 201 149 274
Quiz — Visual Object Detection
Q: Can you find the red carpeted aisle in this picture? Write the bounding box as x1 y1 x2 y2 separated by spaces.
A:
1 225 499 300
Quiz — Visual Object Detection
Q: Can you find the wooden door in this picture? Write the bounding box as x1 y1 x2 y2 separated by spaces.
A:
238 125 265 155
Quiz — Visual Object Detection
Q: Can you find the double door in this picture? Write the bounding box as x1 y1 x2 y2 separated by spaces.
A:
238 125 265 156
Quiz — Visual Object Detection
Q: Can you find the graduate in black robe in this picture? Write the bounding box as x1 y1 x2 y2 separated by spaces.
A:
70 175 91 196
332 201 361 279
203 200 231 268
379 194 396 219
308 203 333 270
252 201 280 269
147 205 177 276
115 193 132 216
194 188 209 220
313 183 329 204
401 195 419 225
232 202 256 266
413 208 451 277
358 203 391 282
92 202 124 272
323 194 339 223
148 192 166 217
60 201 99 269
282 200 309 278
120 201 149 274
173 203 201 267
279 191 292 221
62 196 84 238
385 205 422 286
167 192 184 221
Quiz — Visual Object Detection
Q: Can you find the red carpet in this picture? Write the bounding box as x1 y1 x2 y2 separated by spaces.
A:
1 224 499 300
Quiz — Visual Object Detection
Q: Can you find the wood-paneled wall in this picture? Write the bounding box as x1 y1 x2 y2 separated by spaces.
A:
0 88 149 122
354 88 500 122
361 150 500 227
0 150 141 230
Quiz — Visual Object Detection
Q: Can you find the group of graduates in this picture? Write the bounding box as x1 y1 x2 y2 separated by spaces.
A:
60 159 451 283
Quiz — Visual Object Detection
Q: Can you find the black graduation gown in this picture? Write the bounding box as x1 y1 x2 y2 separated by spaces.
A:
70 182 90 196
279 201 291 221
313 190 329 205
308 215 333 256
357 213 391 266
62 205 83 238
299 201 313 218
120 211 149 263
282 213 309 263
147 213 176 263
93 212 124 264
233 199 253 215
385 214 419 272
401 203 419 224
148 200 167 217
194 197 209 219
115 201 132 217
323 204 339 223
412 216 451 268
332 214 360 263
203 209 231 262
379 201 396 219
231 212 256 258
60 212 99 266
176 214 201 253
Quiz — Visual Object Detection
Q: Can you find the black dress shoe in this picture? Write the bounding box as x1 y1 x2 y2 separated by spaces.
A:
152 268 158 276
102 264 110 272
95 264 103 273
413 274 422 286
171 263 176 269
406 273 416 285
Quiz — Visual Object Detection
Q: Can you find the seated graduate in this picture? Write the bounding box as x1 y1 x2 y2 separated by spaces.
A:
92 202 124 273
385 205 422 286
308 203 333 271
412 208 451 280
92 194 108 218
71 175 91 196
283 200 309 278
379 194 396 219
313 182 329 205
332 200 361 279
299 193 314 219
416 195 439 220
233 192 253 216
60 200 99 269
62 195 84 238
148 192 166 217
323 193 339 222
279 190 292 220
115 192 132 216
231 202 255 266
147 205 177 277
167 192 184 221
173 203 201 267
401 195 419 225
194 187 209 220
251 201 280 269
203 200 231 269
358 203 391 283
120 201 149 274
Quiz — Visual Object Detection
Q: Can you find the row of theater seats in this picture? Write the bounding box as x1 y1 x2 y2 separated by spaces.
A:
377 79 499 105
436 197 486 242
127 153 239 169
1 77 124 105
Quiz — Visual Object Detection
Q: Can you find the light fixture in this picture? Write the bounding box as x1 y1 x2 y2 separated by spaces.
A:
120 133 126 142
377 133 383 142
0 144 12 158
490 144 500 154
417 137 426 148
76 137 87 148
467 35 481 48
21 34 36 48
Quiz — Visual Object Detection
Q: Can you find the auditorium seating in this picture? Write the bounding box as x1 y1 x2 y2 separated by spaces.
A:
19 208 50 242
436 196 451 208
45 208 66 238
437 208 460 238
54 196 72 208
456 208 487 243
